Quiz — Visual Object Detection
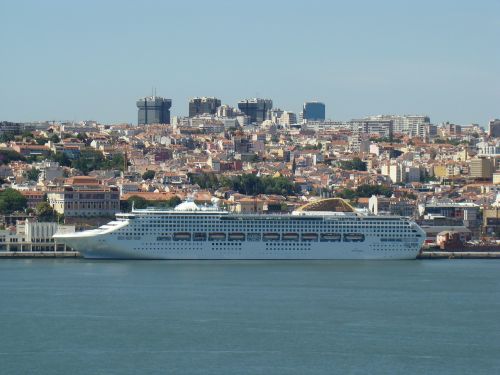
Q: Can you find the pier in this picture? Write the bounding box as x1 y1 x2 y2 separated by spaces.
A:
0 251 81 258
418 251 500 259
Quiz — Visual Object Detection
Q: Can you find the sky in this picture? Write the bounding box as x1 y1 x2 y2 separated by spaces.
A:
1 0 499 126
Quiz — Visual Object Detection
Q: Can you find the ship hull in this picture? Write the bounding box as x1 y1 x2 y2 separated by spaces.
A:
56 233 422 260
53 203 426 260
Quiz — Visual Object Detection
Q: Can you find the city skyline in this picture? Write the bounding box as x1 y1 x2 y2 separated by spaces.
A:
1 0 499 125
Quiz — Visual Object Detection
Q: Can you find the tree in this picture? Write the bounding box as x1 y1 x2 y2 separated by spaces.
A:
127 196 148 210
0 188 27 214
76 132 88 143
0 133 15 142
0 149 25 165
49 134 60 143
35 202 56 222
23 168 41 181
142 170 156 180
52 151 72 167
71 149 105 174
338 184 392 199
22 131 34 139
340 157 367 171
35 137 48 145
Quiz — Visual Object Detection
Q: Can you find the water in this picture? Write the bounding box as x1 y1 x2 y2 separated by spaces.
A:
0 259 499 375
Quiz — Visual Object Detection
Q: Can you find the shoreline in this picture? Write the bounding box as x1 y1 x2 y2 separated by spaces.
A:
0 251 81 259
1 250 500 259
418 251 500 259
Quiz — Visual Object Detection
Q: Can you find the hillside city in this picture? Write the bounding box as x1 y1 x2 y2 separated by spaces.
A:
1 96 500 252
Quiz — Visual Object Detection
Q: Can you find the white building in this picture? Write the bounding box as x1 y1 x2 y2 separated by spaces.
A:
0 220 75 252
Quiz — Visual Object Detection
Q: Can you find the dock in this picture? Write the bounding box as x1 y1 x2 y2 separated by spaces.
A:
418 251 500 259
0 251 81 259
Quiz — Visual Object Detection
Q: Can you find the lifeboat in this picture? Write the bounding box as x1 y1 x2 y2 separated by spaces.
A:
343 233 365 242
263 233 280 241
208 232 226 241
320 233 342 242
301 233 318 241
282 233 299 241
173 232 191 241
228 233 245 241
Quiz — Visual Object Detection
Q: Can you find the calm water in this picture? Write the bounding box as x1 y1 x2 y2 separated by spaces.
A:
1 259 499 375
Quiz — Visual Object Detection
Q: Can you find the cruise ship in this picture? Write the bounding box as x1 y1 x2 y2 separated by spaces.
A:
53 198 425 260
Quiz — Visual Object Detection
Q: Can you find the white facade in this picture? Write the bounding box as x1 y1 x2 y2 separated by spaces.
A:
0 220 75 252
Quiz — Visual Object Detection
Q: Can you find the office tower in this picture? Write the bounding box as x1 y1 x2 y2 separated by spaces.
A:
489 119 500 138
302 102 326 122
237 98 273 124
136 96 172 125
189 97 221 117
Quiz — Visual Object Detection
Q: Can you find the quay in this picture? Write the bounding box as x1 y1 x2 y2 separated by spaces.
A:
0 251 81 258
418 251 500 259
1 251 499 260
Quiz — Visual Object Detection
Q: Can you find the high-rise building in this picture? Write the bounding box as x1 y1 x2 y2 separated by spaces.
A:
237 98 273 124
137 96 172 125
489 119 500 138
189 97 221 117
302 102 326 122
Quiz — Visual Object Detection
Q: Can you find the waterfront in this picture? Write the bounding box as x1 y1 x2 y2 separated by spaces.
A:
1 259 499 374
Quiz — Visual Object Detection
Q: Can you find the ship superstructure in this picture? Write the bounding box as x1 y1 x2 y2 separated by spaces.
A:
53 198 425 260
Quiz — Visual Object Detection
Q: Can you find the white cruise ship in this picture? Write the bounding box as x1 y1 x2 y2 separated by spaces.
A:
53 198 425 260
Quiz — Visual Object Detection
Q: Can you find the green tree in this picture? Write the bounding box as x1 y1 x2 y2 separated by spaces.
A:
71 149 105 174
35 137 48 145
142 170 156 180
0 149 25 165
35 201 56 222
22 131 34 138
127 196 148 210
23 168 41 181
340 157 367 171
338 184 392 199
0 188 27 214
52 151 72 167
76 132 88 143
0 133 15 142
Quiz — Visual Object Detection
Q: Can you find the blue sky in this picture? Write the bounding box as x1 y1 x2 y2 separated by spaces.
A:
1 0 499 125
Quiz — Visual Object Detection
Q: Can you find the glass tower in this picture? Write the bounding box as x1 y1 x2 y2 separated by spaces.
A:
137 96 172 125
303 102 326 121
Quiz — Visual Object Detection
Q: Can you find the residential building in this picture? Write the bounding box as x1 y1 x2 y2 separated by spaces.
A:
47 176 120 217
469 158 494 179
280 111 297 126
